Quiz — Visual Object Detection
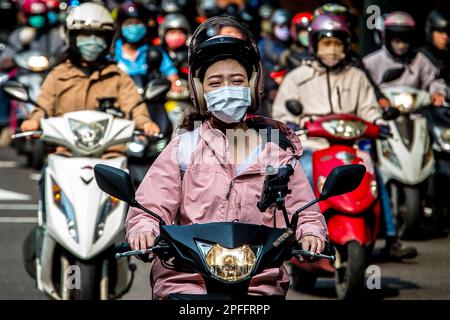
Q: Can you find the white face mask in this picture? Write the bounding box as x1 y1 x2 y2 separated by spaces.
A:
204 86 251 124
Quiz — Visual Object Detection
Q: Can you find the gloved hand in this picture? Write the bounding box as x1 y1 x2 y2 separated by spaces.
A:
378 124 392 139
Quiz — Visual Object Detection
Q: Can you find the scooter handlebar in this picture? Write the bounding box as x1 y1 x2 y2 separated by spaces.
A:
11 131 42 140
133 130 164 139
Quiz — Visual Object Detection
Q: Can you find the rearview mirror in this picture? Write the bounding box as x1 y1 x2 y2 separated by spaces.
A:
286 100 303 116
94 164 166 225
320 164 366 200
3 80 30 103
94 164 136 205
145 79 171 101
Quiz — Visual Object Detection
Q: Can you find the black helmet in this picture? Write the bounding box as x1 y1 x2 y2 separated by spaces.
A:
188 16 263 115
116 0 150 26
425 10 449 43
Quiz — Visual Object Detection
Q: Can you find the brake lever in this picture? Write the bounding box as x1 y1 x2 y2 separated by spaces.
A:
11 131 42 139
292 249 336 263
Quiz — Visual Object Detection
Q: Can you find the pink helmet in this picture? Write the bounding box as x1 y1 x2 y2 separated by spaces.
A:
22 0 48 16
382 11 416 56
309 13 351 53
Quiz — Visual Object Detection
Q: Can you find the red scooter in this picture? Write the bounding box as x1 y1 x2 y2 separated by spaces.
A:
286 102 388 299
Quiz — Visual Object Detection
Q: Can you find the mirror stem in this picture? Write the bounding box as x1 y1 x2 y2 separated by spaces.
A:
128 99 145 120
32 102 49 118
132 201 166 225
291 197 322 229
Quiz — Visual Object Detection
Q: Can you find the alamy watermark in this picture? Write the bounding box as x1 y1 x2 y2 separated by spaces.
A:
366 265 382 290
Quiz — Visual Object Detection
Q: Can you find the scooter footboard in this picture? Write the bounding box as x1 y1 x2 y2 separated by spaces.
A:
327 215 372 246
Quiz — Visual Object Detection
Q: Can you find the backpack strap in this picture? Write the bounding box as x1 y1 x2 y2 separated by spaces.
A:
177 127 200 180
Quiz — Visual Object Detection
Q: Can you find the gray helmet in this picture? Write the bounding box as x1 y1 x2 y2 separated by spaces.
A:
425 10 449 43
159 13 191 39
271 9 291 26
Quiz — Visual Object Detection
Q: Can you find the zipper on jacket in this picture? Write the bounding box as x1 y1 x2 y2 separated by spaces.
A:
326 69 334 113
336 86 343 110
224 180 234 221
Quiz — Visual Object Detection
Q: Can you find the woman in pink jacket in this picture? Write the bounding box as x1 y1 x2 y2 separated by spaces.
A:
125 16 328 300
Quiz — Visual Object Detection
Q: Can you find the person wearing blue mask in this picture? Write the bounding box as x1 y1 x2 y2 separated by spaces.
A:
113 0 180 93
0 0 65 71
44 0 62 27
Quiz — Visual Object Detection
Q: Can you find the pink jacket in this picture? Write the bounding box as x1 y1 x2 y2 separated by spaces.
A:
125 116 328 299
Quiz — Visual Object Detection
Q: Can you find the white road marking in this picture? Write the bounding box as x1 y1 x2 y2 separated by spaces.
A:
0 188 31 201
0 161 19 168
29 173 41 181
0 217 38 223
0 204 38 210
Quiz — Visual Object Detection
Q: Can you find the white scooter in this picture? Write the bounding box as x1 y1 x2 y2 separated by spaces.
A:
376 86 435 238
4 81 141 300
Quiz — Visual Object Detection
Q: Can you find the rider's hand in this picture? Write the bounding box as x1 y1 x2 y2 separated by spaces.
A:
142 121 160 136
170 79 184 93
431 93 445 107
20 119 40 132
129 231 155 250
299 235 325 254
378 97 391 109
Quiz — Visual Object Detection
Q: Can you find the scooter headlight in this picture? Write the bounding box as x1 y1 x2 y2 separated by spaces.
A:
322 120 367 139
52 179 78 242
196 242 261 282
69 119 109 152
28 55 50 72
380 140 401 169
434 127 450 152
392 93 416 113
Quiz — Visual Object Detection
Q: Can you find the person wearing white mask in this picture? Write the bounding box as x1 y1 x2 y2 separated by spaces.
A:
125 17 328 299
272 13 418 261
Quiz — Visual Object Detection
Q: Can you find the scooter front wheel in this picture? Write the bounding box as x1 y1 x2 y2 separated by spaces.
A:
399 186 421 239
334 241 366 300
290 265 317 293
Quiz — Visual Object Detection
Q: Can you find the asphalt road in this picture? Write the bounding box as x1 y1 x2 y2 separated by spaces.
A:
0 146 449 300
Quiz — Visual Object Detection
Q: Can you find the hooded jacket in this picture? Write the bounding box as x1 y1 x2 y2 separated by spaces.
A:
125 115 328 299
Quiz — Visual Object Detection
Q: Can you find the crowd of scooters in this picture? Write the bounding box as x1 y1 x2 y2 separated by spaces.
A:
0 0 448 300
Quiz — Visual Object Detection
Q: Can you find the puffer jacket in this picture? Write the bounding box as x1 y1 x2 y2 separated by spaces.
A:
125 115 328 299
271 59 383 127
30 59 150 128
362 46 448 96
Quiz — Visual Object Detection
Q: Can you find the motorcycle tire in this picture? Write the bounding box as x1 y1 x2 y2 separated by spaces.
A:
334 241 366 300
290 264 317 293
399 186 421 239
22 226 38 279
72 259 98 300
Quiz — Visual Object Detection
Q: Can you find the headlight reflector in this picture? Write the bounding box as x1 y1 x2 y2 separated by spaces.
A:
69 119 109 151
380 140 401 169
196 242 260 282
94 196 120 242
52 179 78 242
322 120 367 139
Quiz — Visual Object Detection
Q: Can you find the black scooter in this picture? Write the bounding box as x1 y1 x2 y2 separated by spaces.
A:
93 163 366 299
420 102 450 233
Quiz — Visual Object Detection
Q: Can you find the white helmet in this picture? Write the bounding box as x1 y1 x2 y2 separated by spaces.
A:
65 3 114 55
66 2 114 32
